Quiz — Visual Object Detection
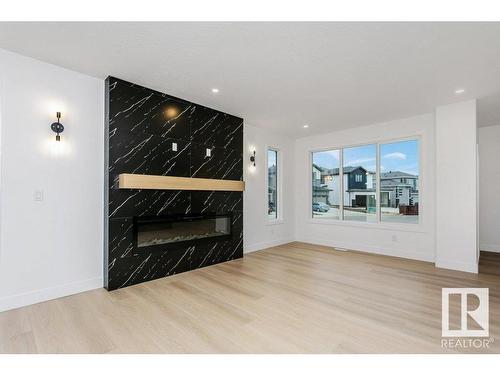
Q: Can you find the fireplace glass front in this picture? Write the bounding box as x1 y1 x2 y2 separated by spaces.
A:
135 214 231 248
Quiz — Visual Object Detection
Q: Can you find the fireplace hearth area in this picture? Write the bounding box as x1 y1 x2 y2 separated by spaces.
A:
104 76 244 291
136 213 232 248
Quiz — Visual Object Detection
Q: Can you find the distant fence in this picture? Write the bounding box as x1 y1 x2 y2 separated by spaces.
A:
399 204 418 215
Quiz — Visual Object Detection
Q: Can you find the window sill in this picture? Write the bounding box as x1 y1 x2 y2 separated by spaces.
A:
266 219 284 226
306 218 426 233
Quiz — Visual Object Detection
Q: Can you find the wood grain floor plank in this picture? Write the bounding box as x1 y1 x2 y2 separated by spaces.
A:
1 242 499 353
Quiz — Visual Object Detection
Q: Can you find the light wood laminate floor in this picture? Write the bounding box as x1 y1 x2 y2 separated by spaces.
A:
1 242 499 353
479 251 500 276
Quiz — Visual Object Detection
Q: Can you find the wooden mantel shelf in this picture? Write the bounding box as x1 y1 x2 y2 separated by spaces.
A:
118 173 245 192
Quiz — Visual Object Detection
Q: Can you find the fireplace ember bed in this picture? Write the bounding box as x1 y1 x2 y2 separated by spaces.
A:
134 213 232 248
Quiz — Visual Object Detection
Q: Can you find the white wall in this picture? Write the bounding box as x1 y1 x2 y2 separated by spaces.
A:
243 124 295 252
479 124 500 253
0 49 104 312
435 100 478 272
294 114 436 262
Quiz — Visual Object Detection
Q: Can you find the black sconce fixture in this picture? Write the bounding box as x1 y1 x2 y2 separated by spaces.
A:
250 150 256 167
51 112 64 141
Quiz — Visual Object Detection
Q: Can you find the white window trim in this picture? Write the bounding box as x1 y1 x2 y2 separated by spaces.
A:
308 135 423 231
266 146 283 224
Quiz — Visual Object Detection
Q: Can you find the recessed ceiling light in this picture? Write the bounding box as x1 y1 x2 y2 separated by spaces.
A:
303 124 309 128
211 88 219 93
455 88 466 94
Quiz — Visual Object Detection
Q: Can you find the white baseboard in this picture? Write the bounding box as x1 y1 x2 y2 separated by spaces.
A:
298 237 481 273
244 238 295 254
480 243 500 253
435 259 478 274
0 277 103 313
296 237 435 263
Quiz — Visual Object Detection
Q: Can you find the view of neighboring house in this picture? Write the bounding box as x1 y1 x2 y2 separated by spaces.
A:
341 166 376 210
313 164 376 210
380 171 419 209
268 163 277 216
312 164 333 205
312 164 419 213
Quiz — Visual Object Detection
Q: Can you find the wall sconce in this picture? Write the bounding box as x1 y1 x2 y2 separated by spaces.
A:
250 150 256 167
50 112 64 141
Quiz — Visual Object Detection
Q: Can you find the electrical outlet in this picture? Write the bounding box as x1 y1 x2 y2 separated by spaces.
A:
172 142 177 151
34 190 44 202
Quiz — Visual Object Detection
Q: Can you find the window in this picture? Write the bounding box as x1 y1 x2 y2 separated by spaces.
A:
380 139 419 224
343 144 377 222
312 149 340 219
311 139 420 225
267 148 279 220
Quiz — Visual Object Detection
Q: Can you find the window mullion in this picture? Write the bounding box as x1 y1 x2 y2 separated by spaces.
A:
339 148 344 221
376 143 381 223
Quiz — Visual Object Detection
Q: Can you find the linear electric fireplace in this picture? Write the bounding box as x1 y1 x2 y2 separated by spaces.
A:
135 213 232 248
105 77 243 291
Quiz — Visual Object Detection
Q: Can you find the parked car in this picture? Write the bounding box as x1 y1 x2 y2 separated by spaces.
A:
312 202 330 212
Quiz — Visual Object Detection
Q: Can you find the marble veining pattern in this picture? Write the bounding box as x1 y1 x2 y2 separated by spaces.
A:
105 76 244 291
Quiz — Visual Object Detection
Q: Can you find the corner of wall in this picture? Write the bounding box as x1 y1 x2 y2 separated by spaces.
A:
435 260 478 274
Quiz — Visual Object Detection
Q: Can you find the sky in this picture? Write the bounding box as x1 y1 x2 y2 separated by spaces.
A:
380 140 419 175
313 149 340 169
268 149 277 168
313 140 419 175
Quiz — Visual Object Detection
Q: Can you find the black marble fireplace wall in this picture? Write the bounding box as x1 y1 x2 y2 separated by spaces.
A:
104 77 244 291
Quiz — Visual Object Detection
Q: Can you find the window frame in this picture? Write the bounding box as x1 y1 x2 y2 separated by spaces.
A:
311 148 342 221
266 146 283 224
308 136 423 231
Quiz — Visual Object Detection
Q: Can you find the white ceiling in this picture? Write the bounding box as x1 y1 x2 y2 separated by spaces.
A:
1 22 500 137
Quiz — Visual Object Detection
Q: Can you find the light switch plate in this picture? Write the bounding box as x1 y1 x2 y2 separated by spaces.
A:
172 142 177 151
206 148 212 157
34 190 44 202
